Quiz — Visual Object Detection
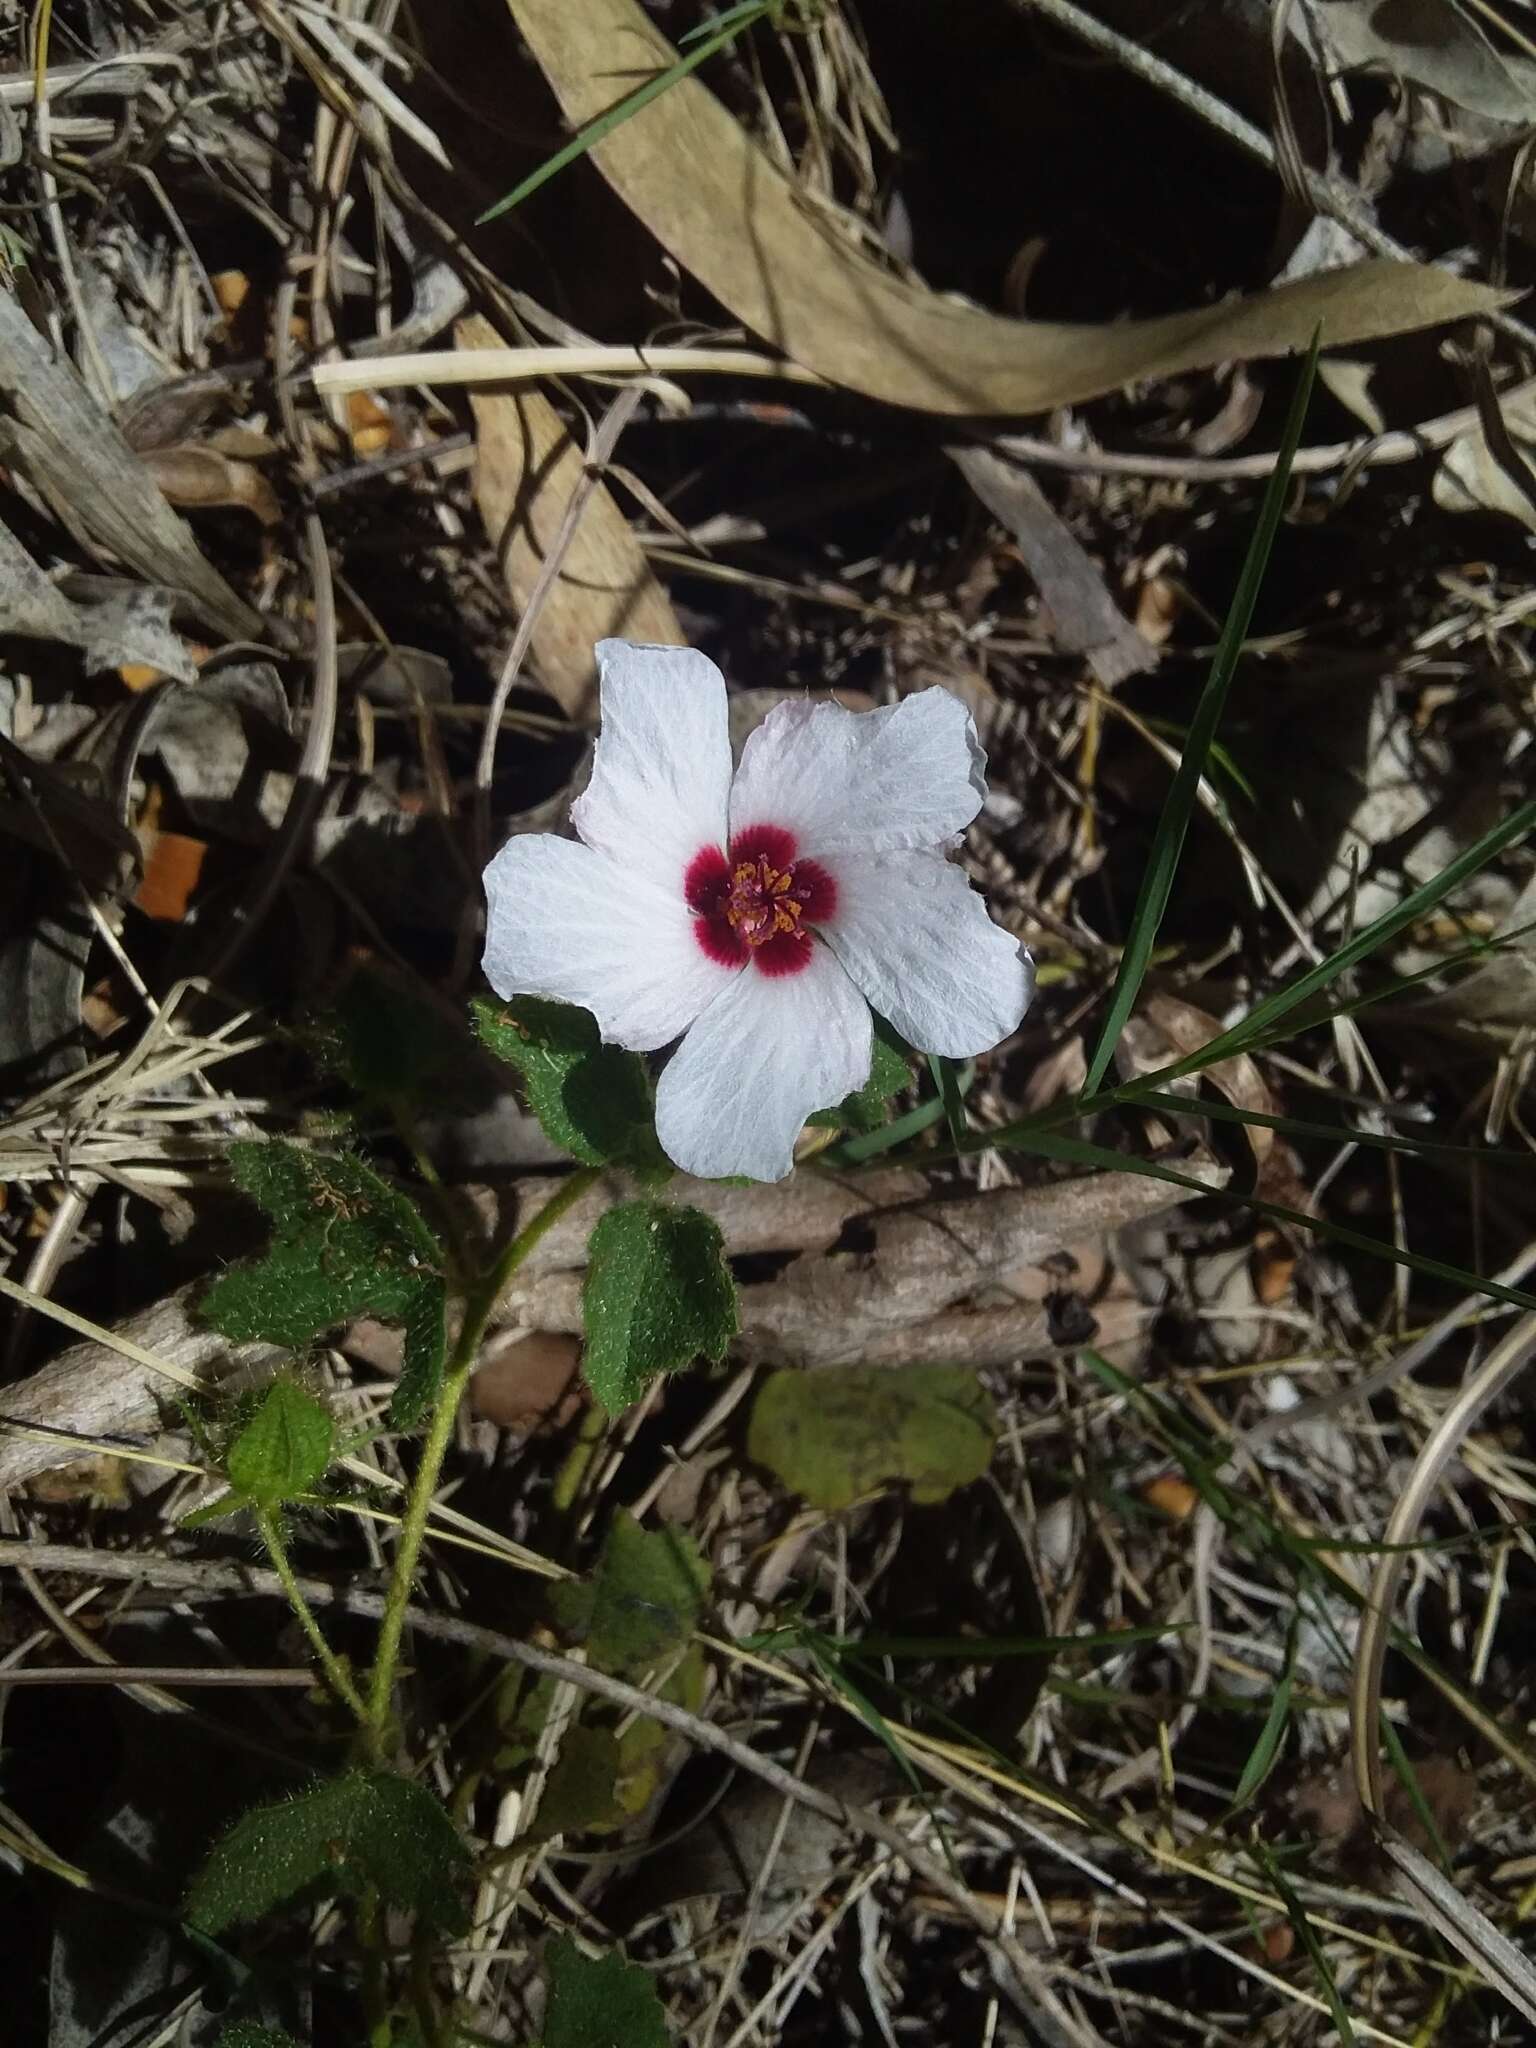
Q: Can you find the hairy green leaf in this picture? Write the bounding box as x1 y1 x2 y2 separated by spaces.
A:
551 1510 708 1675
212 2029 304 2048
311 963 480 1107
203 1142 446 1430
749 1365 997 1510
542 1935 670 2048
474 996 665 1174
187 1769 469 1936
581 1201 736 1412
226 1378 333 1506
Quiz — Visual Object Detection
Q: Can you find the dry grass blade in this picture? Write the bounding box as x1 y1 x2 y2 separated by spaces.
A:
1350 1311 1536 2025
1376 1833 1536 2029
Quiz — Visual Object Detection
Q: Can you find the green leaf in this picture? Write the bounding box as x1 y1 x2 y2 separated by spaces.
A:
310 963 480 1108
1082 333 1319 1094
808 1014 911 1132
534 1724 630 1840
226 1378 333 1507
581 1201 737 1412
542 1936 670 2048
212 2029 304 2048
551 1510 709 1675
187 1769 469 1936
1229 1620 1295 1813
202 1142 447 1431
748 1365 997 1510
474 997 665 1174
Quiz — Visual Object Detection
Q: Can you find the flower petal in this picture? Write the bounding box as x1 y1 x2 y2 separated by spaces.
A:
819 852 1034 1057
570 640 733 893
727 687 986 856
483 833 736 1051
655 944 872 1180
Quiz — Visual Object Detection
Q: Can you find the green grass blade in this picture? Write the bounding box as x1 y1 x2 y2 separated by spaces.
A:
1229 1623 1295 1812
1141 798 1536 1084
477 0 773 225
1081 332 1320 1094
826 1060 974 1164
1125 1088 1524 1168
1251 1840 1359 2043
927 1053 969 1146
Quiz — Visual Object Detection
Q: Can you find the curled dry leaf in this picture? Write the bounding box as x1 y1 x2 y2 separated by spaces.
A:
1433 377 1536 530
503 0 1510 417
459 314 682 721
1143 991 1275 1165
142 443 282 528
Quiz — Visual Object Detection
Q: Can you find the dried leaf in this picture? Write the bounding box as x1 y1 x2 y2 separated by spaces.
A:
949 445 1156 685
459 313 682 719
470 1329 583 1429
0 292 260 637
503 0 1510 417
1143 992 1275 1164
1311 0 1536 122
1433 378 1536 529
142 443 281 527
134 827 208 922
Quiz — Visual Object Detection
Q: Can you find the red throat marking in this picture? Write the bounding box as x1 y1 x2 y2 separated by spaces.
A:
684 826 836 977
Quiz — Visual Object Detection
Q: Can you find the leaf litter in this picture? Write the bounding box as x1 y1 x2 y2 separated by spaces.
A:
0 2 1533 2044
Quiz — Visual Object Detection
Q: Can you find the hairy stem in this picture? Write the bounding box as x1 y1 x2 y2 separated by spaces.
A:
254 1504 369 1725
363 1166 602 1748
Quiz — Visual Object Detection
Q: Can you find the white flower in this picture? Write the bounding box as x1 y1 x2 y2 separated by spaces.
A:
482 641 1034 1181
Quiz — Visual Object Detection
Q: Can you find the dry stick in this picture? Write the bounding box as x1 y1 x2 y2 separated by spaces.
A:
0 1664 319 1687
0 1539 1101 2042
994 380 1536 481
1004 0 1536 355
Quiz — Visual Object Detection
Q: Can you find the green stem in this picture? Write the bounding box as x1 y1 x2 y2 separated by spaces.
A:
254 1505 369 1725
363 1165 602 1749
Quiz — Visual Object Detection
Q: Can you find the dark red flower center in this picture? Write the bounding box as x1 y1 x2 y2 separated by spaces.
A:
684 825 836 978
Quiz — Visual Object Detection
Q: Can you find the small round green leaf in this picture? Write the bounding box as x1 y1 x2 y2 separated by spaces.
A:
226 1379 333 1507
748 1365 997 1510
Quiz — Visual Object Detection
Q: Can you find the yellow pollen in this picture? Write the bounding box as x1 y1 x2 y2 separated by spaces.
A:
725 854 807 946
